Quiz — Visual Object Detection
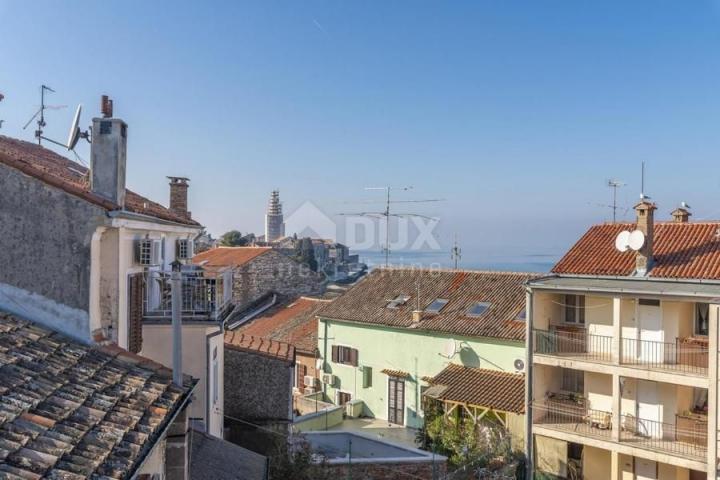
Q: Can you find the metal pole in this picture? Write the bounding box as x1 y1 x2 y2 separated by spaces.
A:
385 187 390 267
171 260 183 387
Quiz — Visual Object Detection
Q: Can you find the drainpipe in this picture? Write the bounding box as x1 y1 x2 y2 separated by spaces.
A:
322 318 328 398
171 260 183 387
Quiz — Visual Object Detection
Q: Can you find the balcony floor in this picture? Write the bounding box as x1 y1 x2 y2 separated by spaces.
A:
535 351 708 378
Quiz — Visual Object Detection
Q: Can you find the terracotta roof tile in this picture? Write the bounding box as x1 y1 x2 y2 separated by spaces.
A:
0 135 200 227
231 297 329 355
380 369 411 379
426 364 525 414
316 268 539 341
192 247 272 268
0 312 195 479
224 332 295 363
553 222 720 279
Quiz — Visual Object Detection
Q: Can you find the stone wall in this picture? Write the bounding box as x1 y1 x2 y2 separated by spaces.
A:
232 250 325 307
225 347 294 422
324 461 447 480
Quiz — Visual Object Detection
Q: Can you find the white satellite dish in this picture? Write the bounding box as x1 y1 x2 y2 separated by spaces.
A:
443 339 457 358
615 230 631 252
66 104 83 150
628 230 646 251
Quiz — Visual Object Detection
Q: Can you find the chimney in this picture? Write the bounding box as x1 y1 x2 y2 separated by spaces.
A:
634 199 657 275
671 207 691 223
90 95 127 206
168 177 190 219
412 310 423 324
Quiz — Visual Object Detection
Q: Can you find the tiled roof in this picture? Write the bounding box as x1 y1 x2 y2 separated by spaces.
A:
189 428 267 480
426 364 525 414
552 222 720 279
0 312 195 479
380 369 411 379
0 135 200 227
224 332 295 363
231 297 329 355
192 247 272 268
316 268 539 341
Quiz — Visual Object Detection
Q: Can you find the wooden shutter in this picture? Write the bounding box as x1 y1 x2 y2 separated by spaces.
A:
350 348 359 366
128 273 145 353
331 345 339 363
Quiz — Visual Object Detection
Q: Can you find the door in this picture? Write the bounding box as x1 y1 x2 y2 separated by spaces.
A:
636 380 662 439
388 377 405 425
638 299 663 363
634 458 657 480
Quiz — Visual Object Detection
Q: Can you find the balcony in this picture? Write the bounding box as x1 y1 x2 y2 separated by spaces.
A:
141 267 234 322
533 398 707 461
533 329 708 376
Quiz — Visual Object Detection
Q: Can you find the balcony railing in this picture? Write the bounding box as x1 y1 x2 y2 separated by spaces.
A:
621 337 708 375
533 329 613 362
533 329 709 376
532 399 707 461
142 268 233 322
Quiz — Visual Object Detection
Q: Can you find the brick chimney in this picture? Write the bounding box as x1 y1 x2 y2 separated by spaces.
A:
168 177 190 219
634 199 656 275
671 207 691 223
90 96 127 206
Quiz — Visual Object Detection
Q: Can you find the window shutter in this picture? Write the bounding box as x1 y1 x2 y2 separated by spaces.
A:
188 240 194 258
350 348 359 367
331 345 339 363
128 273 144 353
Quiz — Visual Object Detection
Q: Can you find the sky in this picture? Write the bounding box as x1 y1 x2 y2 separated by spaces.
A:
1 1 720 266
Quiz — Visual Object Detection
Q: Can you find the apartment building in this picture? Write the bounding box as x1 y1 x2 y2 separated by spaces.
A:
526 201 720 480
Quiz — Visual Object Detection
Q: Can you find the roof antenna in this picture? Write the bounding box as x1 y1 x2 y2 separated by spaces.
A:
639 161 651 201
23 85 56 145
0 92 4 129
450 233 462 269
606 179 625 223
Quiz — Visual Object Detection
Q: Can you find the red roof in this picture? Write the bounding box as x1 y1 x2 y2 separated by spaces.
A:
553 222 720 279
193 247 272 268
224 332 295 363
232 297 328 355
0 135 200 226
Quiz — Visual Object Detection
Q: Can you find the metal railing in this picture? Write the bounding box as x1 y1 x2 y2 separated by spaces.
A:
533 400 613 439
620 337 708 375
620 413 707 460
142 268 233 322
533 329 613 362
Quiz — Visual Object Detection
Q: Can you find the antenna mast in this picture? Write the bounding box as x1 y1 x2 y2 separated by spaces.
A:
450 234 462 269
606 179 625 223
23 85 57 145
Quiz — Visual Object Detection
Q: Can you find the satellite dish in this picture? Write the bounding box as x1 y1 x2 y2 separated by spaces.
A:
514 358 525 372
443 339 457 358
628 230 646 251
615 230 631 252
67 104 82 150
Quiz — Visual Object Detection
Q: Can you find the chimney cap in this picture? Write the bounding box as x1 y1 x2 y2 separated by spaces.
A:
634 199 657 211
167 176 190 184
671 207 692 223
101 95 113 118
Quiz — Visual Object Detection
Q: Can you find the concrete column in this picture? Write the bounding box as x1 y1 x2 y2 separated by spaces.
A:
166 407 189 480
706 304 719 480
612 373 622 442
525 289 534 478
612 297 622 364
611 450 620 480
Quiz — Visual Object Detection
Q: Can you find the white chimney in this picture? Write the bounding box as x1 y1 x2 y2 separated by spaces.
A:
90 95 127 206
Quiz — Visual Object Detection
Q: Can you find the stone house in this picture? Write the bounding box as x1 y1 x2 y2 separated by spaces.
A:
192 246 326 307
0 99 226 438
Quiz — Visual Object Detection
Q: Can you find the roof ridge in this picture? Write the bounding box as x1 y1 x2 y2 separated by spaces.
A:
377 266 543 276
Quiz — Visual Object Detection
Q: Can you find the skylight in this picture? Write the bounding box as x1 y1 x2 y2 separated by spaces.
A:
387 295 410 309
515 309 527 322
467 302 491 317
425 298 449 314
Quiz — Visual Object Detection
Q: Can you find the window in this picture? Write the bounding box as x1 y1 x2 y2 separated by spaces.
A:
467 302 491 317
136 238 153 266
692 388 708 414
561 368 584 394
212 347 219 405
177 239 192 260
332 345 358 366
515 309 527 322
387 295 410 309
337 391 352 406
696 303 710 336
425 299 449 314
565 295 585 324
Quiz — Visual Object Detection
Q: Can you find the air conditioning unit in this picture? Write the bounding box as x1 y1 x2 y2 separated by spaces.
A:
303 387 315 395
322 373 336 386
303 375 316 388
514 358 525 372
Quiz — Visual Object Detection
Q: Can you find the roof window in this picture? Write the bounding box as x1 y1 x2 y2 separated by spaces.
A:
467 302 491 317
425 299 449 314
387 295 410 309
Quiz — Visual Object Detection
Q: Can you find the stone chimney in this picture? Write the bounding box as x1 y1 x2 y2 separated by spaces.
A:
412 310 423 323
90 95 127 206
168 177 190 219
634 199 657 275
671 207 691 223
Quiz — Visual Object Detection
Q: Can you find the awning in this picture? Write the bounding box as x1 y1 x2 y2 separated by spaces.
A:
381 368 411 379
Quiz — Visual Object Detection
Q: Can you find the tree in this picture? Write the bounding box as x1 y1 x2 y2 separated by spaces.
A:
219 230 248 247
268 435 332 480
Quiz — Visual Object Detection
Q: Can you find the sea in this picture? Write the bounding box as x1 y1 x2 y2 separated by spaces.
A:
356 250 557 273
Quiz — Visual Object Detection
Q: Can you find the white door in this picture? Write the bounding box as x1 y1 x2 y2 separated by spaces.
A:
638 300 663 363
636 380 662 439
634 458 657 480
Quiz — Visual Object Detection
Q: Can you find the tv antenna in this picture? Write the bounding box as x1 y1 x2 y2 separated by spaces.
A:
0 92 4 129
337 186 443 267
450 233 462 269
606 179 626 223
23 85 61 145
639 161 651 201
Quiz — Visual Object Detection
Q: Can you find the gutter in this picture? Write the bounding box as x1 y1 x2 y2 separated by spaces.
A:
108 209 203 231
129 379 198 479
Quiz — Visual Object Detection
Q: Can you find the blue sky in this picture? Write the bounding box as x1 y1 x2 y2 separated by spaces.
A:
1 1 720 264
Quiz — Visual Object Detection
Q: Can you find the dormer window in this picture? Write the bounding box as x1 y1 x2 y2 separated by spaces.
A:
425 299 449 314
467 302 491 317
386 295 410 309
515 309 527 322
